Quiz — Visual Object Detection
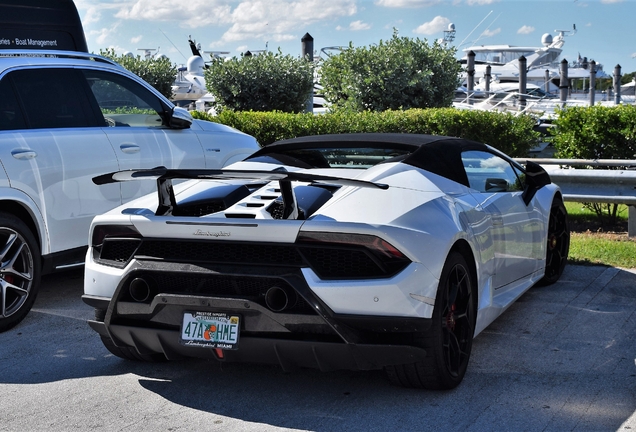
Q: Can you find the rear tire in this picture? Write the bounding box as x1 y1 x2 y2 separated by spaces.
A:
538 197 569 286
386 252 476 390
100 334 167 362
0 212 41 332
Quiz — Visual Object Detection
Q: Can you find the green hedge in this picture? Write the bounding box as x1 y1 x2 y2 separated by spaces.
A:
551 105 636 159
204 51 314 113
192 108 540 157
319 32 461 111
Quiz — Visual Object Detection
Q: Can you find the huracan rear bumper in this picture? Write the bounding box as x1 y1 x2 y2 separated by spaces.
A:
82 261 432 371
86 318 428 372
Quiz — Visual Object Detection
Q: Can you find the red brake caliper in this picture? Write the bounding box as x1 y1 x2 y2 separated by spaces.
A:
446 304 456 331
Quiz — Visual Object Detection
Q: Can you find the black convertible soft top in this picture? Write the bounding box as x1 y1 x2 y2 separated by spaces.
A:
250 133 495 188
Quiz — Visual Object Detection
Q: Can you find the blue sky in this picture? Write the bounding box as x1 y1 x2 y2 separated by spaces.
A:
75 0 636 74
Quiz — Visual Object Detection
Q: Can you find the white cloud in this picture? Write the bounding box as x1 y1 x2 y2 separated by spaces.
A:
601 0 623 3
350 20 371 31
480 28 501 38
90 23 121 46
517 25 534 35
466 0 498 5
375 0 441 7
218 0 356 44
115 0 233 28
414 16 450 35
82 6 101 25
131 35 143 44
112 0 356 48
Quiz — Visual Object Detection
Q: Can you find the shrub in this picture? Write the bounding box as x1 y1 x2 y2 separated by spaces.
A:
319 31 461 112
192 108 539 157
551 104 636 224
552 105 636 159
99 48 177 99
204 50 314 113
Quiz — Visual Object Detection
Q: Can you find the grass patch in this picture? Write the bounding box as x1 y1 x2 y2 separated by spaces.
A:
569 232 636 268
565 202 636 268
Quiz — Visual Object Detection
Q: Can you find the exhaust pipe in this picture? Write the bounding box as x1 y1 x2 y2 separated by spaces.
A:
264 286 297 312
129 278 151 302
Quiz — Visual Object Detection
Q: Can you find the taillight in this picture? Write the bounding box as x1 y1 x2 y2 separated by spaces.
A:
91 224 141 247
296 232 410 279
298 232 406 259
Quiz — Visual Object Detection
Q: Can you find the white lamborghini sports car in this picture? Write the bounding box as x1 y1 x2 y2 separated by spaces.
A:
83 133 569 390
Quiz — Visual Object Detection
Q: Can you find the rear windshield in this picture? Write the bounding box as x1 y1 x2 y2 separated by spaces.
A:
246 147 412 169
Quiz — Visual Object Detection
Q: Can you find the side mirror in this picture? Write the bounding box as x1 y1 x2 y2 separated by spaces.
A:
522 161 551 205
168 106 193 129
485 178 509 192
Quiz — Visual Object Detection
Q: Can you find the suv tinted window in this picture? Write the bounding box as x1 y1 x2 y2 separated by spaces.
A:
0 77 26 130
82 70 167 128
11 68 94 129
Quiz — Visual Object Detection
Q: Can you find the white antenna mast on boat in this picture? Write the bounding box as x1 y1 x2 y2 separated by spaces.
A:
550 24 576 50
555 24 577 38
441 23 456 46
137 48 157 59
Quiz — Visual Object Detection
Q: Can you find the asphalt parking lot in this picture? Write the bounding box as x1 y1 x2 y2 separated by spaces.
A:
0 264 634 431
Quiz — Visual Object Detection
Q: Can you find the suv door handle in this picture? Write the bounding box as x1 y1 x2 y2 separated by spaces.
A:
11 149 37 160
119 143 140 154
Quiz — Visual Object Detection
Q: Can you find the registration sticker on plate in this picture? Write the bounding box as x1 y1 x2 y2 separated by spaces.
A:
180 312 240 349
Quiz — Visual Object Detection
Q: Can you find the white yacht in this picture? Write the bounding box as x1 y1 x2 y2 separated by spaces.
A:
459 25 608 93
171 38 224 111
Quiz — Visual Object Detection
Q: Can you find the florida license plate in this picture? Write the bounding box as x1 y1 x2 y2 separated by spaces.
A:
180 311 240 349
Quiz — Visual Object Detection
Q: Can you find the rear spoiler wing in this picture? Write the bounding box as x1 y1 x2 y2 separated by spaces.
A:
93 167 388 218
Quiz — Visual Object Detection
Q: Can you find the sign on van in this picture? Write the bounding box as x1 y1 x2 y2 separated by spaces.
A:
0 30 74 50
0 0 87 53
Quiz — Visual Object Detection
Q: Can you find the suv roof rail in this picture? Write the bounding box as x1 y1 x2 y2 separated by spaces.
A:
0 50 120 66
0 0 88 52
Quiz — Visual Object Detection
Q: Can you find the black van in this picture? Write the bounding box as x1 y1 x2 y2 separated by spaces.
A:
0 0 87 52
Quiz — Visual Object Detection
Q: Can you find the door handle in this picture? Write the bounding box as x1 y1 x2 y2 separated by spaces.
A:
120 143 140 154
11 149 37 160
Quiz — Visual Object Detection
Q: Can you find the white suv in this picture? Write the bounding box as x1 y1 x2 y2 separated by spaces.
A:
0 0 260 331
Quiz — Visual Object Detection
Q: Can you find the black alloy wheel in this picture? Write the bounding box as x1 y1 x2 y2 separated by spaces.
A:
0 212 41 332
539 197 569 286
386 251 476 390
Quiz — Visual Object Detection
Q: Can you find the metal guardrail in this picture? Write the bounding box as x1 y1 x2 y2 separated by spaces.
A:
515 158 636 236
543 168 636 205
